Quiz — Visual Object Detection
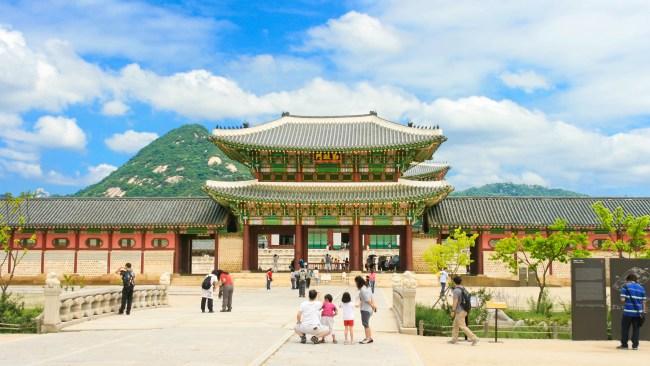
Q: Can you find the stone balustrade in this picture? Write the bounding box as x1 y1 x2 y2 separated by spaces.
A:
392 271 417 334
41 272 170 333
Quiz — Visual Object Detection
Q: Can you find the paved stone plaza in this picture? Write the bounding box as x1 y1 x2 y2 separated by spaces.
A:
0 284 647 366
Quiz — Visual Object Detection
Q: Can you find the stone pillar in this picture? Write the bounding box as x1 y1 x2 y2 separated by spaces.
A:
294 223 303 268
350 224 360 271
404 225 413 271
42 276 62 333
242 222 250 271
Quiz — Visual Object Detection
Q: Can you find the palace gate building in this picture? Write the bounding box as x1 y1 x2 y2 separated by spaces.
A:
3 113 650 280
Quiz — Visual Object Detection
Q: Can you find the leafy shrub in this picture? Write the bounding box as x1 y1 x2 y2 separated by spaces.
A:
0 295 41 333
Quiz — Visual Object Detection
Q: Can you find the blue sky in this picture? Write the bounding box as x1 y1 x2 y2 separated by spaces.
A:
1 0 650 196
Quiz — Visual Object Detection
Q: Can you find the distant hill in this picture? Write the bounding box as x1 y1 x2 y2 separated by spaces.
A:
452 183 587 197
75 124 252 197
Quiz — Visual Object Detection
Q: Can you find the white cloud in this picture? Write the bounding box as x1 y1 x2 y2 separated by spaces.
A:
304 11 402 54
303 2 650 122
1 160 42 179
0 27 107 114
105 130 159 154
46 163 117 186
101 100 129 116
500 71 551 93
0 0 227 68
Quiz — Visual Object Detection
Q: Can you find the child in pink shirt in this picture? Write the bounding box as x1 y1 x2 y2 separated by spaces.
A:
320 293 338 343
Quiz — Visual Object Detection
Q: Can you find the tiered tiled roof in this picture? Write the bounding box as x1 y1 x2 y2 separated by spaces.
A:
211 113 445 151
427 197 650 229
402 162 450 181
205 179 453 205
3 197 228 228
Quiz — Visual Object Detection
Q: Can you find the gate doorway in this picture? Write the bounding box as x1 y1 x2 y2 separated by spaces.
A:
178 234 216 274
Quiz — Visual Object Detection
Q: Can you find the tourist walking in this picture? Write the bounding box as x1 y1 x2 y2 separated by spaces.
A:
298 267 307 297
266 268 273 291
368 269 377 293
618 273 647 350
341 291 355 344
299 258 305 269
116 262 135 315
306 268 313 288
290 269 297 290
272 254 279 272
217 270 234 312
439 267 448 297
200 270 218 312
294 289 329 344
320 294 338 343
355 275 377 344
449 276 478 345
325 253 332 271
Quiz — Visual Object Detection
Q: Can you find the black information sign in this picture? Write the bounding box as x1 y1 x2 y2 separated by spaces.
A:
571 258 607 340
609 259 650 341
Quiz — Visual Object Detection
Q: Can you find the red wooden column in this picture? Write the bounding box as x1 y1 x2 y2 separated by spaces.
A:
477 232 484 275
107 229 114 273
294 223 303 268
213 230 219 269
140 229 146 274
41 229 47 274
327 229 334 250
173 231 181 274
350 224 360 271
73 230 80 273
404 224 413 271
242 222 250 271
7 230 14 273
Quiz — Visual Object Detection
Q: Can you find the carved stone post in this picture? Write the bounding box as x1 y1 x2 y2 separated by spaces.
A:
42 272 62 332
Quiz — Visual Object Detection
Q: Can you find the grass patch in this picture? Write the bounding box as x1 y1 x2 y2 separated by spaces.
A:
416 304 572 339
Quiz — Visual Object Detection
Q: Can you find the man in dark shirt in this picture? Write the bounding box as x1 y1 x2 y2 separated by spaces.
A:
116 262 135 315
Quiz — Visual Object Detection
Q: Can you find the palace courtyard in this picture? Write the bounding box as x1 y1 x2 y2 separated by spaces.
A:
0 284 647 366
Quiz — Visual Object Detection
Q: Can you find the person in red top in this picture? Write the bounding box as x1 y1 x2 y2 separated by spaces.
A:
266 268 273 291
217 270 234 312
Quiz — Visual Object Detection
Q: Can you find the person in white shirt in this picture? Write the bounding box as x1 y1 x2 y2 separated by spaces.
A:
294 289 330 344
439 268 449 298
200 270 218 313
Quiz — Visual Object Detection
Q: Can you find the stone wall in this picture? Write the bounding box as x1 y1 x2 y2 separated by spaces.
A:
44 251 75 274
482 251 515 278
13 250 42 275
218 234 243 272
77 251 108 275
413 235 436 273
143 251 174 274
110 251 142 274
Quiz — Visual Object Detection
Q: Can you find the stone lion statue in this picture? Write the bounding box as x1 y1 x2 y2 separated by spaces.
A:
45 272 60 288
402 271 417 289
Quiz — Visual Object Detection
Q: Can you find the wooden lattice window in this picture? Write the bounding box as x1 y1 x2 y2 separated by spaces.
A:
151 238 169 248
85 238 103 248
52 238 70 248
19 238 37 248
118 238 136 248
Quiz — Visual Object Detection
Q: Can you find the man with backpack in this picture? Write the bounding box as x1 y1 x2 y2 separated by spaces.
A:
200 270 219 312
298 267 307 298
449 276 478 345
116 262 135 315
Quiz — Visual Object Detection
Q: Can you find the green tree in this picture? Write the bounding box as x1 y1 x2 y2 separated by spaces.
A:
491 219 590 313
1 193 34 299
423 228 477 309
592 201 650 258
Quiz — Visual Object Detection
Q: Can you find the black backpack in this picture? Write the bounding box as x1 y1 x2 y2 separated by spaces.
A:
201 275 212 290
459 286 472 312
121 270 135 287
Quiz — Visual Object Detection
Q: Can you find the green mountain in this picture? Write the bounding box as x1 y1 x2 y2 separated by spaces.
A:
452 183 587 197
75 124 252 197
